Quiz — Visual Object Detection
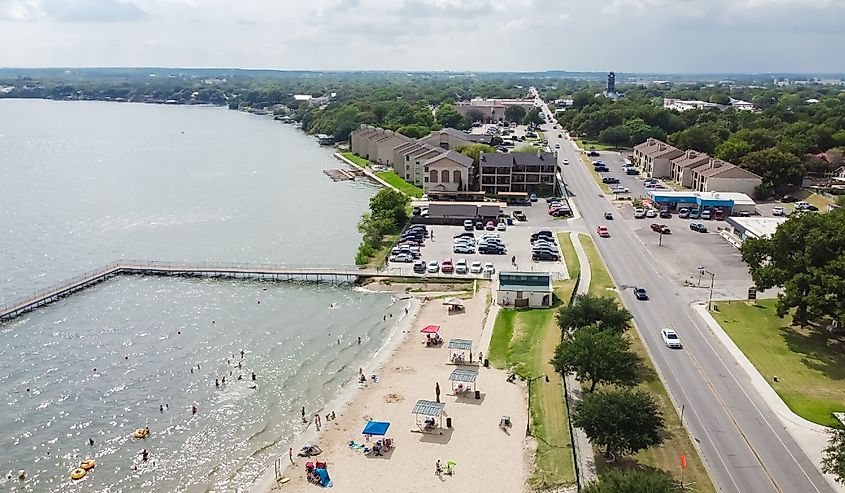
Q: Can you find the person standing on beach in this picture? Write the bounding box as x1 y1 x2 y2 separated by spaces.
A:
289 447 294 464
301 407 306 422
435 382 441 403
469 351 473 364
314 413 321 431
435 459 442 477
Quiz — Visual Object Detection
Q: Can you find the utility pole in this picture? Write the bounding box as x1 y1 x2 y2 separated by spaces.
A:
699 267 716 310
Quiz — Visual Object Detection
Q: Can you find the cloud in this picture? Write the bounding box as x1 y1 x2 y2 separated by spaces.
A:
0 0 150 22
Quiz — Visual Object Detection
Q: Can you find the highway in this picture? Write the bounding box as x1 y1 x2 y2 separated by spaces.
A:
534 94 834 493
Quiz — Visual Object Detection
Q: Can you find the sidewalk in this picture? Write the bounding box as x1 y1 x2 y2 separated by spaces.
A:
693 303 844 493
564 232 598 488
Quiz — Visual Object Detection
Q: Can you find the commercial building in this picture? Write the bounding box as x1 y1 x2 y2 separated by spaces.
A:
496 272 553 308
632 138 684 177
724 217 788 243
455 98 535 122
647 190 757 214
479 151 558 195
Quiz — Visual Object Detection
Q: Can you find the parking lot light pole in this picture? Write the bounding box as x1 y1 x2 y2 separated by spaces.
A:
699 268 716 310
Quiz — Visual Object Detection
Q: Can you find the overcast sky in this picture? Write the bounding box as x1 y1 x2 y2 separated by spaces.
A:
1 0 843 73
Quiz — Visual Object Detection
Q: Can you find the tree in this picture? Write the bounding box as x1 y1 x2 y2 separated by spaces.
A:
466 108 485 124
396 124 430 139
741 210 845 327
823 428 845 486
572 387 665 459
456 143 496 165
557 294 632 333
709 93 731 105
369 188 410 228
522 107 545 126
572 90 595 110
715 138 753 163
740 148 804 190
669 126 716 154
623 118 666 146
582 469 681 493
837 195 845 208
504 105 527 123
436 103 467 130
551 325 642 392
598 126 630 148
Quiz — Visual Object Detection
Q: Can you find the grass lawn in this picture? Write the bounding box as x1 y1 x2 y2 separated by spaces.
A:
557 232 581 282
575 139 628 152
795 189 835 212
711 299 845 427
487 287 578 488
580 235 716 492
375 171 424 198
578 154 612 194
341 151 370 168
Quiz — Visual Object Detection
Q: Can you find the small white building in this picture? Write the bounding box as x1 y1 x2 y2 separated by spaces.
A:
497 272 553 308
724 217 788 243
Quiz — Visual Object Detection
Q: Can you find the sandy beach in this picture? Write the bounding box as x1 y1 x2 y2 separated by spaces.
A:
265 283 529 492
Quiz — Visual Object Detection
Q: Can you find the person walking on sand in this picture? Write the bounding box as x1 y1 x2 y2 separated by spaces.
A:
435 459 442 477
301 406 306 422
314 413 321 431
435 382 441 403
289 447 294 464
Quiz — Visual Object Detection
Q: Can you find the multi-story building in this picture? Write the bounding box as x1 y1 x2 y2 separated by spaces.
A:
688 159 762 196
479 151 557 195
670 150 712 187
423 150 474 192
455 98 535 122
632 138 684 178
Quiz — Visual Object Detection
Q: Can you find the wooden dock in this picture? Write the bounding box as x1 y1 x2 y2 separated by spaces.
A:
0 261 481 323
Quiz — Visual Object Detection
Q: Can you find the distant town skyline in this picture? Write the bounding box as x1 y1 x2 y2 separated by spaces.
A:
1 0 844 73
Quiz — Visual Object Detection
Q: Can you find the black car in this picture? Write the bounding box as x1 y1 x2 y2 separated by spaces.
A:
634 287 648 300
454 232 474 239
595 166 609 172
475 221 484 230
531 230 554 241
587 150 600 157
604 212 614 220
479 247 505 255
533 252 560 261
513 211 527 221
602 177 619 184
690 222 708 233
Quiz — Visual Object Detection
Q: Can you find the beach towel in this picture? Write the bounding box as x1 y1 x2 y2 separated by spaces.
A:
347 441 364 450
315 467 332 487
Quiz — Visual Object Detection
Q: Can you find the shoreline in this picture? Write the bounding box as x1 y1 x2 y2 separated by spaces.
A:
248 295 422 492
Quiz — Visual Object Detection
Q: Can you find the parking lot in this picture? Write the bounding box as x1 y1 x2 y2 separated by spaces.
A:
386 202 570 280
612 202 756 299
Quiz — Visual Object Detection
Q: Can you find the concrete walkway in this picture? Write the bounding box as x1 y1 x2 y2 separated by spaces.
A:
693 304 845 493
563 232 598 488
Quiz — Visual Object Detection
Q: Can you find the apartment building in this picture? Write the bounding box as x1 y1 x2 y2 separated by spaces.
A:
423 150 474 192
670 150 712 187
479 151 557 195
688 159 762 196
632 138 684 178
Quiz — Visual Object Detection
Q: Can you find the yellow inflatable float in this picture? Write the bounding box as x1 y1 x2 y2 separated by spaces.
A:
133 427 149 439
70 468 87 480
80 459 96 471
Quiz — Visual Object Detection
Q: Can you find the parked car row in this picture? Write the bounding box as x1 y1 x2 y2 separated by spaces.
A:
548 198 572 218
463 219 507 232
530 230 561 261
413 258 494 276
453 231 508 255
389 224 429 262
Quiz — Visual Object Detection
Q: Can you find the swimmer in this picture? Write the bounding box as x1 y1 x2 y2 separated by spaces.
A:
192 405 197 415
251 372 256 381
142 449 149 462
160 404 164 413
215 378 219 388
240 350 245 358
191 368 194 374
89 438 94 446
222 376 226 384
331 411 336 420
237 374 243 380
358 336 361 345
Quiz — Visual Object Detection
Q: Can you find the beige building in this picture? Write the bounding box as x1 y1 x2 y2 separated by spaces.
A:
632 138 684 178
689 159 762 195
349 125 413 166
418 128 493 150
423 150 474 192
479 151 557 195
670 150 712 187
455 98 535 122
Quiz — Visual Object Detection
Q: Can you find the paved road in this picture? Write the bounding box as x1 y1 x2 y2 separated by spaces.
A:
534 92 833 493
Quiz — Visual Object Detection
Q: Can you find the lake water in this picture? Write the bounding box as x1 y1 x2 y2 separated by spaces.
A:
0 100 396 492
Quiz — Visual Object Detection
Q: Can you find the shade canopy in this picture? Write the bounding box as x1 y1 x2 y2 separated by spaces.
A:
420 325 441 334
448 368 478 383
442 298 464 307
412 399 445 417
362 420 391 436
448 339 472 351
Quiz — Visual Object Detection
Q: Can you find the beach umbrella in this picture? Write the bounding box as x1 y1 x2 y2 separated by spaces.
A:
361 420 391 436
420 325 440 333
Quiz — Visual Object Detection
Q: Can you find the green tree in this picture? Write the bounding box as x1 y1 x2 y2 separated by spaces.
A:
522 107 545 126
572 90 595 110
823 428 845 485
436 103 467 130
551 325 642 393
740 148 804 190
396 124 430 138
456 143 496 164
572 387 665 459
598 125 630 148
715 138 753 163
557 294 632 333
709 93 731 105
466 108 484 124
669 126 717 154
623 118 666 146
582 469 681 493
369 188 410 228
741 210 845 327
504 105 527 123
837 195 845 208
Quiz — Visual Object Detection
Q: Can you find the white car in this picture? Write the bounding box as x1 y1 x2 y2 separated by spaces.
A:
772 206 785 216
645 209 657 218
420 194 429 201
611 186 629 193
469 261 483 274
483 262 496 276
496 222 507 231
479 232 500 240
661 329 681 349
388 253 414 263
633 208 646 219
427 261 439 273
455 259 468 274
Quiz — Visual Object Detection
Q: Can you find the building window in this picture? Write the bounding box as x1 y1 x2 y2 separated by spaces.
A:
441 170 450 183
453 170 461 183
429 170 438 183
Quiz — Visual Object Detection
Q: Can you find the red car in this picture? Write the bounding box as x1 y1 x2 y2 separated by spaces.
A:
485 221 496 231
597 226 610 237
441 257 454 273
650 223 671 234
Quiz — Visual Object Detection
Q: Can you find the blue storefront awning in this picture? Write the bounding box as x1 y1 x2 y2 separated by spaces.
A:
362 420 391 436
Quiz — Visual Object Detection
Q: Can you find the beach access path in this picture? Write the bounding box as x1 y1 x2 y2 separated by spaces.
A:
272 286 530 492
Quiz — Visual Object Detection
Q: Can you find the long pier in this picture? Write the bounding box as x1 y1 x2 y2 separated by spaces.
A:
1 260 478 323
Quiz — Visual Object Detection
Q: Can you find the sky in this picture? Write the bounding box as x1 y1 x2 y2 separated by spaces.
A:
1 0 844 73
